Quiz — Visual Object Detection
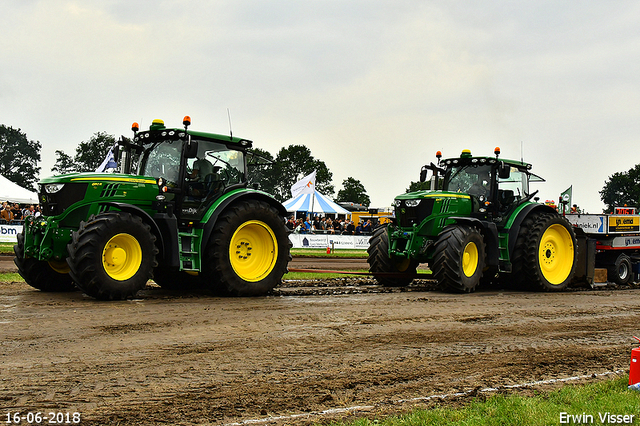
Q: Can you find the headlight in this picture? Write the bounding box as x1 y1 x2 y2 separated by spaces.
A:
44 183 65 194
157 177 164 187
393 200 402 207
405 199 421 207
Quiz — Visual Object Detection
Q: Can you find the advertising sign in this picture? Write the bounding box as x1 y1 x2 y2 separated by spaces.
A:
0 224 22 243
608 215 640 233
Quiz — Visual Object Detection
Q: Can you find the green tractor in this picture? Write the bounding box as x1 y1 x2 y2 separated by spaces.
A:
14 117 291 300
368 148 579 292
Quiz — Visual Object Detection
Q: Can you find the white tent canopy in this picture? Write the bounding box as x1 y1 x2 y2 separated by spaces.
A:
0 174 38 204
282 190 350 216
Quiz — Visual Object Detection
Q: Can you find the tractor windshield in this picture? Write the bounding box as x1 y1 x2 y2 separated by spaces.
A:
139 140 184 186
445 164 493 198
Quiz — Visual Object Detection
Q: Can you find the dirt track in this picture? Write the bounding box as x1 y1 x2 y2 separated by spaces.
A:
2 265 640 425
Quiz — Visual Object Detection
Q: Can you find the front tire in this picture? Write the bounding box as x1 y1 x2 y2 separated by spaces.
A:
13 233 76 292
367 225 417 287
67 212 158 300
432 225 486 293
202 200 290 296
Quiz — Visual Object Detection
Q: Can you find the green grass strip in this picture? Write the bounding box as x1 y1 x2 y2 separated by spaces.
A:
325 376 640 426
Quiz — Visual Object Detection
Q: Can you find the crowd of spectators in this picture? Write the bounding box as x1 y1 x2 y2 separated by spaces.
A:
286 215 374 235
0 202 41 224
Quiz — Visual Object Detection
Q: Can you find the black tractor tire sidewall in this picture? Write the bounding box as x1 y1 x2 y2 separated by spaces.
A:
366 224 416 287
67 212 158 300
13 232 76 292
203 200 290 296
432 225 486 293
517 212 577 291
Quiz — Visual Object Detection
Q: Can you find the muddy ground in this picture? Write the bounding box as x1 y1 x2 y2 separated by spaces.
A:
2 262 640 425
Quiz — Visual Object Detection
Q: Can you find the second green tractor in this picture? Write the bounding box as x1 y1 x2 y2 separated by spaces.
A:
368 148 579 292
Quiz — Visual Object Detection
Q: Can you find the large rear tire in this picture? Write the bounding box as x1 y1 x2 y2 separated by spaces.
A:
432 225 486 293
13 232 76 292
201 200 290 296
512 212 577 291
367 225 417 287
67 212 158 300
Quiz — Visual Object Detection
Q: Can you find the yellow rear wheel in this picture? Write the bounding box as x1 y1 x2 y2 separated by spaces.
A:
102 233 143 281
229 220 278 282
538 223 574 285
462 241 479 277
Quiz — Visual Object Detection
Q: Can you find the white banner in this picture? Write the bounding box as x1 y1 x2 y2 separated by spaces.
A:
0 224 22 243
288 234 371 249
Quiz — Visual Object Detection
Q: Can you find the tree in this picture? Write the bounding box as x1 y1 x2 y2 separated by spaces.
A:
336 177 371 207
247 147 275 192
51 150 76 175
52 131 116 174
600 164 640 213
0 125 41 191
406 180 432 193
264 145 334 201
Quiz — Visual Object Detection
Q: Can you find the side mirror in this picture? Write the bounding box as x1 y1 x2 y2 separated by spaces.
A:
498 162 510 179
185 138 198 159
420 166 428 183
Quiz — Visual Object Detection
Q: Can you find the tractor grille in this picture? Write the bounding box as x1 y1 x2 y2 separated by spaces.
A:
39 183 89 216
396 198 435 227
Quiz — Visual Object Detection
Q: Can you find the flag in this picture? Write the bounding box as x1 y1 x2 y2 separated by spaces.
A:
291 171 316 198
560 186 572 213
95 143 118 172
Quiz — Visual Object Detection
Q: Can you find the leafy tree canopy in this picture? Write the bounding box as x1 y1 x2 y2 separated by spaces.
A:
264 145 334 201
52 131 116 174
406 180 432 193
336 177 371 207
600 164 640 213
0 125 41 191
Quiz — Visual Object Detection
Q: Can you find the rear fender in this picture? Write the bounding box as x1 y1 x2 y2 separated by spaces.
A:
506 203 557 256
200 190 287 250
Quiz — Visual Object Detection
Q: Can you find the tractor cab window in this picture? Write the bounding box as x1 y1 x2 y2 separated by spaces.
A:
181 140 246 219
139 140 183 187
446 164 493 200
497 167 528 210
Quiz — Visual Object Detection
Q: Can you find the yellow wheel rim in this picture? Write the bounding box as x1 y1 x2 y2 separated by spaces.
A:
49 260 70 274
102 233 142 281
462 241 479 277
229 220 278 282
539 224 574 285
393 257 411 272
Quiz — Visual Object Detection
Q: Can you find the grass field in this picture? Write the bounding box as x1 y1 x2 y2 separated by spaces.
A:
325 376 639 426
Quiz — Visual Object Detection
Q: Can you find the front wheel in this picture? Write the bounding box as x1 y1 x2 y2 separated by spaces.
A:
202 200 290 296
432 225 486 293
13 233 76 292
67 212 158 300
367 225 417 287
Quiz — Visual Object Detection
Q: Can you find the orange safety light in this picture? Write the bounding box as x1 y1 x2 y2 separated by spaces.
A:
494 147 501 156
436 150 442 158
183 116 191 127
131 122 139 132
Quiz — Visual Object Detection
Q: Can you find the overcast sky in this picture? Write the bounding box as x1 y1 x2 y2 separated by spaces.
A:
2 1 639 213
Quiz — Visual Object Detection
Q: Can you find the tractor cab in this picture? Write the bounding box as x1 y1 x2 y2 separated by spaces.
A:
118 117 252 222
423 148 544 222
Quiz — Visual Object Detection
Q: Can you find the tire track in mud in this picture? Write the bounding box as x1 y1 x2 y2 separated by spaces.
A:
1 279 640 425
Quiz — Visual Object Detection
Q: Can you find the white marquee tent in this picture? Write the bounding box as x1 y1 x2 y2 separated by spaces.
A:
282 190 350 216
0 174 38 204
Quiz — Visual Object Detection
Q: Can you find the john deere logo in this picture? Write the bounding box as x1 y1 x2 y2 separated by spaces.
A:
401 208 406 214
